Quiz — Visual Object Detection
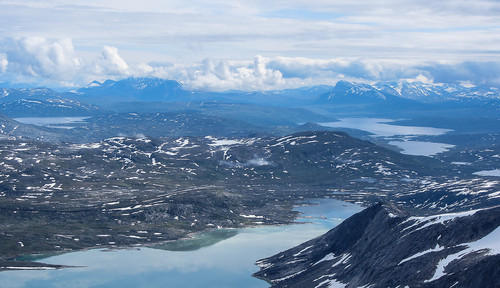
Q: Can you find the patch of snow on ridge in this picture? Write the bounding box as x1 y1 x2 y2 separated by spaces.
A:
239 214 264 219
294 245 314 257
399 244 445 265
315 279 346 288
69 143 102 149
271 135 317 147
273 269 307 283
426 226 500 283
402 209 483 233
313 253 335 266
205 136 257 149
467 225 500 255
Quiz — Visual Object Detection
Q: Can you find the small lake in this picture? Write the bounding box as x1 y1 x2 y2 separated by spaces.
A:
319 118 452 137
388 140 455 156
14 117 89 129
0 199 363 288
319 118 454 156
473 169 500 177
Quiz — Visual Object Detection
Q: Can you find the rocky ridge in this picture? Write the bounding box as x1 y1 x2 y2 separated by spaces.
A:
254 202 500 288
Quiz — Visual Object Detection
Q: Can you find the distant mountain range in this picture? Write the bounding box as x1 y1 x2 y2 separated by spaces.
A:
0 77 498 117
75 77 500 106
75 78 191 104
376 81 500 103
0 98 107 117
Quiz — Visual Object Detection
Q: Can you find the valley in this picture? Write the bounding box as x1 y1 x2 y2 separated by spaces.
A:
0 77 498 287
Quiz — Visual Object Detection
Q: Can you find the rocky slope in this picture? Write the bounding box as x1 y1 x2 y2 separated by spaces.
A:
0 131 474 264
0 98 107 117
74 77 191 104
254 202 500 288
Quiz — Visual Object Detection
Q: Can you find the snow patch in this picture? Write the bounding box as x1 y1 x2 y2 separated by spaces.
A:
403 209 482 233
293 245 314 257
426 226 500 283
399 244 444 265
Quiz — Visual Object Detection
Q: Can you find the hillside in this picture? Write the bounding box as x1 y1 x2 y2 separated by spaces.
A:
254 202 500 288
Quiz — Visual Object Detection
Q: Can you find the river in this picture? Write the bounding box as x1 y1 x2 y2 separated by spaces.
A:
0 198 362 288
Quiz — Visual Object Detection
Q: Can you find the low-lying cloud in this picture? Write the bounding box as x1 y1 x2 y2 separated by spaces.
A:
0 37 499 90
92 46 130 76
219 157 272 168
0 37 80 82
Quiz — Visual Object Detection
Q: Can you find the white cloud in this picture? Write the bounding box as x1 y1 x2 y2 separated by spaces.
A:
0 37 135 87
0 37 80 81
405 74 434 85
0 37 499 90
0 0 497 90
184 56 285 91
92 46 130 76
1 0 499 65
0 53 7 73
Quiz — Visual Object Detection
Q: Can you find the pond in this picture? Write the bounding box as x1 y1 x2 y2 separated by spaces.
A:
473 169 500 177
319 118 454 156
319 118 452 137
388 140 455 156
13 117 89 129
0 199 363 288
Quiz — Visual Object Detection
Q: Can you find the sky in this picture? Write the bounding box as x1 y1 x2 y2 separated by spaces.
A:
0 0 499 91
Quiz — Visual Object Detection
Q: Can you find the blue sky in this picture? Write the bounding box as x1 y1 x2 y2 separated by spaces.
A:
0 0 499 90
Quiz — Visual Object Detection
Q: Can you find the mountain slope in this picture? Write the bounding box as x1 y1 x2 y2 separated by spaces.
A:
320 80 388 103
316 81 430 116
376 81 500 104
0 98 108 117
75 77 191 104
0 88 61 103
0 114 63 141
109 101 331 126
254 202 500 288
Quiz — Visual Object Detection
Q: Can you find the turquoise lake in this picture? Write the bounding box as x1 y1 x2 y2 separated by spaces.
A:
0 199 363 288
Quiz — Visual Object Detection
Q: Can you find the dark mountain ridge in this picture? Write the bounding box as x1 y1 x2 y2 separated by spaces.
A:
74 77 191 104
0 98 107 117
1 77 499 119
254 202 500 288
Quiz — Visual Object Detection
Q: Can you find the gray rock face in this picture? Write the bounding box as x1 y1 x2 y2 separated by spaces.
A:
254 202 500 288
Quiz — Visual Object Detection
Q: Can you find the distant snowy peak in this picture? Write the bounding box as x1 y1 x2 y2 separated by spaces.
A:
83 77 183 91
377 81 447 101
77 77 188 102
318 80 500 105
86 80 102 88
376 81 500 103
325 80 387 101
0 88 10 98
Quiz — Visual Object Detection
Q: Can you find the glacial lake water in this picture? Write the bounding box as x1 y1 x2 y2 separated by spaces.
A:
0 199 363 288
319 118 454 156
14 117 89 129
473 169 500 177
388 140 455 157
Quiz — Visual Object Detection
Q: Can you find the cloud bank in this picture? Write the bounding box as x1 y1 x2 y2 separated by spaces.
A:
0 1 498 90
0 37 499 91
0 38 80 83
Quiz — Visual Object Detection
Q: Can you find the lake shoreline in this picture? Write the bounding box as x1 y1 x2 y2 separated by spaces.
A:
0 197 364 274
0 197 364 275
